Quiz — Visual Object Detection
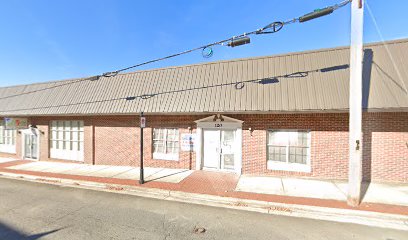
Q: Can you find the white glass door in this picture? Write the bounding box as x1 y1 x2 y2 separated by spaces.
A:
203 129 237 171
24 133 38 160
221 130 236 170
203 130 220 169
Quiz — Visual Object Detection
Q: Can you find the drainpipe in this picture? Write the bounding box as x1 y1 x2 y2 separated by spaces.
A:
92 117 96 165
139 112 145 184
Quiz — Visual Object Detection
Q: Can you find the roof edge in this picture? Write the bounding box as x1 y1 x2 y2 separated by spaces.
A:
1 107 407 118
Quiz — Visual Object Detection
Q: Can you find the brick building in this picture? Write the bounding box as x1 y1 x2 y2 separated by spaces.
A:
0 39 407 183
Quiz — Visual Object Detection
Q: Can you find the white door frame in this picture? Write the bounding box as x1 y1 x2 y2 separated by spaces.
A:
195 115 243 174
20 127 40 161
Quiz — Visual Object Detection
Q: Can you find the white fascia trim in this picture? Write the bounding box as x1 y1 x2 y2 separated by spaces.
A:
0 144 17 154
267 161 311 173
153 152 179 161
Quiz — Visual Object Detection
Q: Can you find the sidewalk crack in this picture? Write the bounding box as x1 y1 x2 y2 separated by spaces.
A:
162 213 171 240
280 178 286 194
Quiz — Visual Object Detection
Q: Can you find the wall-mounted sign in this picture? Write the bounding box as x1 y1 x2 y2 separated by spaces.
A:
181 133 196 152
140 117 146 128
4 117 29 129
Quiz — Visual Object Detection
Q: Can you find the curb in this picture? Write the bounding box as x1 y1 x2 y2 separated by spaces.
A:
1 171 407 231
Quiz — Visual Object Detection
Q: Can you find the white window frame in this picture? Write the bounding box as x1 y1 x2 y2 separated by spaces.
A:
152 128 179 161
0 120 17 154
267 130 311 173
49 120 84 161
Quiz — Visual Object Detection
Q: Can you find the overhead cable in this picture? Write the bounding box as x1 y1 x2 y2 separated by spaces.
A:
0 0 351 101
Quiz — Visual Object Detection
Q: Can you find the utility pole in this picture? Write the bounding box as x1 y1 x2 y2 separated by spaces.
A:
348 0 364 207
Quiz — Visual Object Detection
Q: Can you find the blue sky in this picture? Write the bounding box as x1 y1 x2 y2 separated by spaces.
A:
0 0 406 87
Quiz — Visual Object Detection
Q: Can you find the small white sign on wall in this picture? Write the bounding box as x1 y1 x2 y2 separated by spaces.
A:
181 133 196 152
140 117 146 128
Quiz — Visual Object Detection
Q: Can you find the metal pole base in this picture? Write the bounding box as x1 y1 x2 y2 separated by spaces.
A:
139 169 144 184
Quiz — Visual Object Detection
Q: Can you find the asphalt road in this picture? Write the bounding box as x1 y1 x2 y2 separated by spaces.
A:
0 178 407 240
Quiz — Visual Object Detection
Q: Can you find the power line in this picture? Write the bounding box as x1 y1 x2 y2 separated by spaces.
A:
365 1 407 93
0 96 126 114
78 0 352 78
0 64 350 114
0 78 90 101
0 0 351 102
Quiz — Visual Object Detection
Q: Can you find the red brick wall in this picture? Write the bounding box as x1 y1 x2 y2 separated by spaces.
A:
363 112 408 183
238 113 349 179
87 115 197 169
3 112 407 183
239 112 408 183
93 116 138 166
140 115 198 170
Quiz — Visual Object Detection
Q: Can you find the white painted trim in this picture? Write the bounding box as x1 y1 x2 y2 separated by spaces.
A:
195 115 243 174
196 115 243 129
198 121 242 129
50 149 84 162
0 145 16 154
194 115 215 123
195 115 243 123
267 161 311 173
202 167 237 174
152 128 180 161
218 115 244 124
196 126 203 170
152 152 179 161
235 128 243 174
266 130 311 173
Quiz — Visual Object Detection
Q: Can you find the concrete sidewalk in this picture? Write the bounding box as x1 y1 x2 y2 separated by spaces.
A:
0 157 18 164
6 161 193 183
236 176 408 207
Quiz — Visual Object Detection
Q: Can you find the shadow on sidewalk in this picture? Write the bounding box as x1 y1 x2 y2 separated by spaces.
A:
145 169 191 183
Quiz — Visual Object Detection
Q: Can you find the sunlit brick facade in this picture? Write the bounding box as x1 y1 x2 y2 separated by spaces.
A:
1 112 406 183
